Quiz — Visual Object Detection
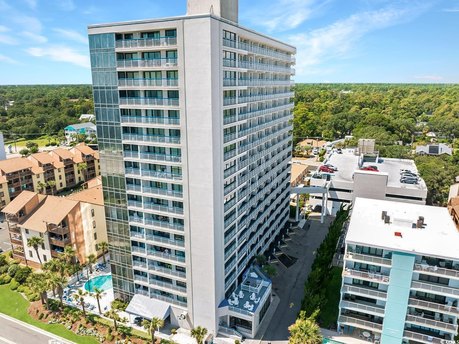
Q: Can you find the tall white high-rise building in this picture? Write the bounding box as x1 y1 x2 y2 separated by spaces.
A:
88 0 295 337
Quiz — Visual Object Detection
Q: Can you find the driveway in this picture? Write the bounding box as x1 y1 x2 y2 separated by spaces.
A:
0 215 11 253
253 216 333 344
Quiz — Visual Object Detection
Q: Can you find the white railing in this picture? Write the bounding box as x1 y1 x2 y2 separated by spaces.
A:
403 330 445 344
408 298 459 316
342 269 390 283
338 315 383 332
342 285 387 300
406 314 458 332
345 252 392 266
411 281 459 297
414 264 459 279
340 301 385 316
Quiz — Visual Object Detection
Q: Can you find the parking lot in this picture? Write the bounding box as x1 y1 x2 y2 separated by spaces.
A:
0 215 11 253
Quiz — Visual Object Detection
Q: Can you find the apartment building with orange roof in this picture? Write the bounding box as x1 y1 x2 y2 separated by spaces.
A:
0 143 100 208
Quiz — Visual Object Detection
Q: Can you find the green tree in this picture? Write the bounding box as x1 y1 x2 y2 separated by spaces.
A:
87 253 97 274
27 236 44 266
51 273 68 308
46 180 56 195
98 241 108 264
191 326 208 344
142 317 165 344
288 310 323 344
90 287 105 314
19 148 30 157
105 307 126 332
27 273 49 308
37 181 47 194
73 289 88 316
78 162 88 182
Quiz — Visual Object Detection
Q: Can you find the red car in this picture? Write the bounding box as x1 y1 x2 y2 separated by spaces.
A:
360 166 379 172
319 165 335 173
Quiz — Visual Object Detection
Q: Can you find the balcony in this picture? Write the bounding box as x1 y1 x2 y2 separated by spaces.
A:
145 234 184 248
342 285 387 301
47 224 70 235
142 186 183 198
116 58 178 69
121 116 180 125
403 330 445 344
148 279 186 294
10 234 22 244
411 281 459 298
345 252 392 267
147 250 185 263
51 249 64 258
144 218 184 231
339 300 385 317
115 37 177 49
408 298 459 316
144 203 183 215
118 78 178 88
133 275 148 283
342 268 390 284
405 314 458 333
125 168 182 181
5 214 19 224
148 264 186 279
338 315 383 332
414 263 459 280
119 97 179 107
49 237 71 247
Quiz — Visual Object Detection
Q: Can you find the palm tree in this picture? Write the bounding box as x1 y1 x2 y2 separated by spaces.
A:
91 287 105 314
37 181 47 194
98 241 108 264
105 308 126 332
78 162 88 182
191 326 208 344
59 246 76 274
44 258 66 278
87 253 97 274
73 289 88 316
142 317 165 344
27 236 44 266
52 273 68 309
288 310 322 344
46 180 56 195
45 271 58 298
27 273 49 308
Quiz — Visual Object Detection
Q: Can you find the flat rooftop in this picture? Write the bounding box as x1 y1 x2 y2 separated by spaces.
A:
324 148 427 191
347 198 459 260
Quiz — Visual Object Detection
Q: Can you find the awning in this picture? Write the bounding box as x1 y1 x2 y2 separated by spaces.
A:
125 294 171 320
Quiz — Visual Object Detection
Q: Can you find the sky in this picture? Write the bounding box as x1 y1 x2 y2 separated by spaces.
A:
0 0 458 84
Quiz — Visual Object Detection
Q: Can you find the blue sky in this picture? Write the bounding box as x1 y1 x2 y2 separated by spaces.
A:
0 0 458 84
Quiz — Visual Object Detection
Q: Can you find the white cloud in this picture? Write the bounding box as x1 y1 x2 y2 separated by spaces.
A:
21 31 47 43
442 8 459 12
53 28 88 44
414 75 444 81
287 2 431 78
246 0 324 32
23 0 37 9
0 25 17 45
57 0 75 11
26 45 90 68
0 54 18 64
13 15 42 32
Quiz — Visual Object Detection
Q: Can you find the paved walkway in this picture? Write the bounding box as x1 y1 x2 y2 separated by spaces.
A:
247 216 333 344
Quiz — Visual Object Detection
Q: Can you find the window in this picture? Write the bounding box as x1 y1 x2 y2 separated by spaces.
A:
93 221 96 229
165 29 177 38
141 31 160 39
29 250 33 258
59 175 62 180
25 229 29 234
94 232 98 240
419 274 449 285
43 255 47 262
91 209 95 217
60 183 63 187
41 243 45 250
223 30 236 41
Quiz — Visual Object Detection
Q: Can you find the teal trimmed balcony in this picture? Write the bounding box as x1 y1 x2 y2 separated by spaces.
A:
116 37 177 49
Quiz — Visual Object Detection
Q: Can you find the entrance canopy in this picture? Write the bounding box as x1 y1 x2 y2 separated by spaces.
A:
125 294 171 320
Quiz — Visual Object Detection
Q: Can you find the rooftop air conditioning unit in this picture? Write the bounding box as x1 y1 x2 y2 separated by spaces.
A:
381 211 387 220
384 215 391 224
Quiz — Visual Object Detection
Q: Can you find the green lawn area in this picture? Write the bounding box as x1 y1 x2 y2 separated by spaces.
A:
319 267 342 328
5 136 58 149
0 284 99 344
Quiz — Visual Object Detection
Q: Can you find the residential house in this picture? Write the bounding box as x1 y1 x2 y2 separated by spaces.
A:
64 123 97 143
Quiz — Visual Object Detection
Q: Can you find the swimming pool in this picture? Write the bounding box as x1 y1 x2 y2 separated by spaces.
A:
84 275 113 292
323 339 344 344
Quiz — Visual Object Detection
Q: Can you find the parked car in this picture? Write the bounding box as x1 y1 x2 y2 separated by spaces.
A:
400 177 419 184
319 165 335 173
312 148 319 155
324 164 338 171
360 166 379 172
401 171 418 178
134 316 143 326
336 148 343 154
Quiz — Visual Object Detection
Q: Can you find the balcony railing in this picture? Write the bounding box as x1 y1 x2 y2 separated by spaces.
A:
403 330 444 344
49 237 71 246
411 281 459 298
148 264 186 279
342 269 390 283
340 301 385 316
408 298 459 316
147 250 185 263
118 78 178 87
119 97 179 107
414 263 459 279
338 315 383 332
125 168 182 181
123 133 180 144
145 234 184 247
116 58 178 69
142 186 183 198
345 252 392 266
405 314 458 332
115 37 177 49
148 279 187 294
121 116 180 125
47 225 70 235
342 285 387 300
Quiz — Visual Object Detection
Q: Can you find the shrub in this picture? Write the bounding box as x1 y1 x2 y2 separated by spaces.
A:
111 299 128 311
7 264 18 277
9 279 20 290
0 265 9 274
0 255 7 267
14 266 32 284
106 333 114 342
38 313 44 320
1 274 11 284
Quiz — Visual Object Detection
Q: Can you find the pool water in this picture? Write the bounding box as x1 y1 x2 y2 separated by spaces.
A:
323 339 344 344
84 275 113 292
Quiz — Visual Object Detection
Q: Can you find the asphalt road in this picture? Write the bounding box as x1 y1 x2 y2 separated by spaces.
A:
0 314 60 344
0 215 11 253
259 216 333 343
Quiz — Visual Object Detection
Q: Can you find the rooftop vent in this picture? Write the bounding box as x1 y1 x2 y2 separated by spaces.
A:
394 231 403 238
381 211 387 220
416 216 425 229
384 215 391 224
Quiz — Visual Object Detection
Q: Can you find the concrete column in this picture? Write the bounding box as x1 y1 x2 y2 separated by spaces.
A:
295 194 299 222
320 193 325 224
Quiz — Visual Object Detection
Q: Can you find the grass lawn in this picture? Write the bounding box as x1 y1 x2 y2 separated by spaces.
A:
6 136 58 149
320 267 342 328
0 284 99 344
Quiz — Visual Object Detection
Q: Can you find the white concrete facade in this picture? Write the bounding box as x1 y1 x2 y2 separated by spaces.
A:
89 1 295 338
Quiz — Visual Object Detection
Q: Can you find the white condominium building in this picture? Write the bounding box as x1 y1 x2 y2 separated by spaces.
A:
88 0 295 338
339 198 459 344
